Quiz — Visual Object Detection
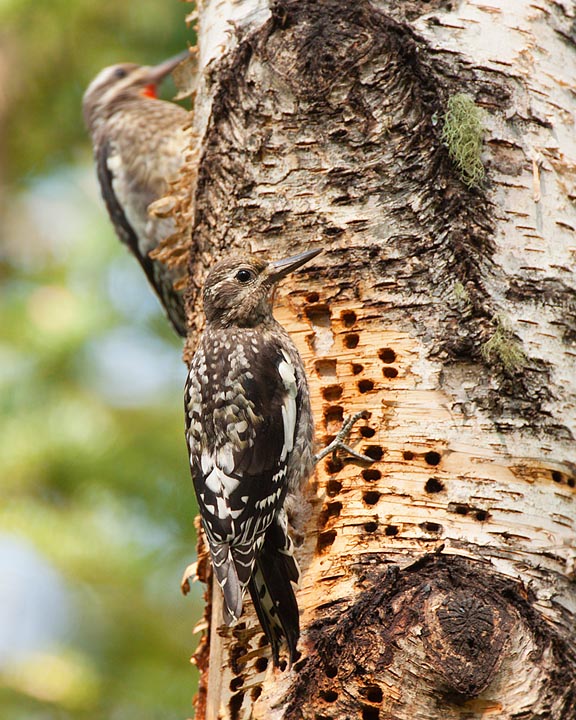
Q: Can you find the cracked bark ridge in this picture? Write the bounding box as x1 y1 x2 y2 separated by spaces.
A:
282 555 576 719
182 0 561 438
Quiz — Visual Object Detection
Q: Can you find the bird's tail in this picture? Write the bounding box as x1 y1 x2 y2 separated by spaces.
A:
209 542 244 624
248 512 300 667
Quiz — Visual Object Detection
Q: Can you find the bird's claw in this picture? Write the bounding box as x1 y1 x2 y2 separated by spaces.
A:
314 410 374 464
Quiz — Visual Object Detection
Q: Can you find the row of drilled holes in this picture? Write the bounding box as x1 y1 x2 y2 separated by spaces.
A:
318 461 495 553
325 448 441 476
311 306 488 552
317 682 383 720
289 651 383 720
322 381 386 399
552 470 576 488
314 306 575 494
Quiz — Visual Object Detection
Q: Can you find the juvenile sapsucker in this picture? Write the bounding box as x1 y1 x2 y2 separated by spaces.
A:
83 52 190 336
185 249 320 665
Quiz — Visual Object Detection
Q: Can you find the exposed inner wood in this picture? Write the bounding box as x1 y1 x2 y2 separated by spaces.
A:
176 1 576 718
191 293 576 719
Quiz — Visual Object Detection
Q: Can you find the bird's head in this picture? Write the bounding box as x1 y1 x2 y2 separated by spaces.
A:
203 249 322 328
82 51 189 132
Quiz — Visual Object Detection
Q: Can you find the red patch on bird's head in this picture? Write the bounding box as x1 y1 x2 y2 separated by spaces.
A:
141 84 157 99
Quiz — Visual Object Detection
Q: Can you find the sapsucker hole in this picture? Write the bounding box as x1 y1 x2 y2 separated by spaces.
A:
351 363 364 375
378 348 396 363
568 477 575 488
382 367 399 379
363 491 381 506
552 470 563 483
362 706 380 720
425 450 442 466
230 676 244 691
320 689 338 702
232 622 247 637
326 479 342 496
362 468 381 482
322 385 343 401
358 379 375 393
254 657 268 673
326 457 344 474
324 406 344 427
293 657 307 673
317 529 337 553
278 659 287 672
341 310 357 327
251 686 262 701
385 525 399 536
315 358 337 377
319 502 342 528
324 665 338 678
324 226 344 237
229 692 245 715
360 426 375 438
449 503 469 515
230 644 247 674
403 450 414 460
344 333 360 348
364 445 384 461
420 521 443 534
475 509 489 522
258 635 268 647
364 521 378 533
425 477 444 493
305 304 331 327
307 292 320 303
364 686 383 703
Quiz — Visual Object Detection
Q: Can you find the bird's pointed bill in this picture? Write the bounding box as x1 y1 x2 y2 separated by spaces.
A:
146 50 191 83
269 248 322 281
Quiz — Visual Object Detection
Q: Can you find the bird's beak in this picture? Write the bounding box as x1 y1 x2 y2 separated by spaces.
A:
269 248 323 282
146 50 190 83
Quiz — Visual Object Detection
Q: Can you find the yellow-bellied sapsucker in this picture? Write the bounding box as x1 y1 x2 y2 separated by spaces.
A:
184 249 320 666
83 52 189 337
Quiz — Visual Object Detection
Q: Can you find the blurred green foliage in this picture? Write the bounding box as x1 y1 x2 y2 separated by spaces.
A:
0 2 200 718
2 0 193 182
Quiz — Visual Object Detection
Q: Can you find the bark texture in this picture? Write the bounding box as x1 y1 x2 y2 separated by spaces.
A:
170 1 576 718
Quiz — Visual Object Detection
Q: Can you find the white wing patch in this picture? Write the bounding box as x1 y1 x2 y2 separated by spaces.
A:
278 351 298 462
204 466 240 495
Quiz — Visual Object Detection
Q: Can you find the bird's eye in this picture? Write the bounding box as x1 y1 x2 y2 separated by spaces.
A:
114 67 128 79
235 268 253 283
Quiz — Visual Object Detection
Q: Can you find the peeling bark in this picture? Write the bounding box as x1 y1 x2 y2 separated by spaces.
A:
172 1 576 718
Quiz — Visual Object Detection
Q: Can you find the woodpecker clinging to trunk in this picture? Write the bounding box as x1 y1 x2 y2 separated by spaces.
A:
83 51 190 337
184 249 320 666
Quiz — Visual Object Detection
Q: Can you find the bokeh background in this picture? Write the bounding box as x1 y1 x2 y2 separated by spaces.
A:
0 2 201 718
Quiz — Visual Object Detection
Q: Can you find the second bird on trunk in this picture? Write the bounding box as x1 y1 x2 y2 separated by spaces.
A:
83 51 190 337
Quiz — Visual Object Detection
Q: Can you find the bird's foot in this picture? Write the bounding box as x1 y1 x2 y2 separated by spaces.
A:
314 410 374 464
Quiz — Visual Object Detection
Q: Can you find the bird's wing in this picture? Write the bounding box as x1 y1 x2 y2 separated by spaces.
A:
248 508 300 666
96 139 187 336
185 336 300 618
96 139 155 277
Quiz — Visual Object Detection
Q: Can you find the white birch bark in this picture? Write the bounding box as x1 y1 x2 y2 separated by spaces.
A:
173 1 576 718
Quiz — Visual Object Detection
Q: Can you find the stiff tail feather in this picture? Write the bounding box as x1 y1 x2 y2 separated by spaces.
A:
209 542 243 624
248 518 300 667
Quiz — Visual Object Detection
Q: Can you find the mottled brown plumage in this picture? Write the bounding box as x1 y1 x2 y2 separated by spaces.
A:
185 249 320 665
83 53 190 336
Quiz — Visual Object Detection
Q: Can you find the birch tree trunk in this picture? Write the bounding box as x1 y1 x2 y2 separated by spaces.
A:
171 1 576 718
